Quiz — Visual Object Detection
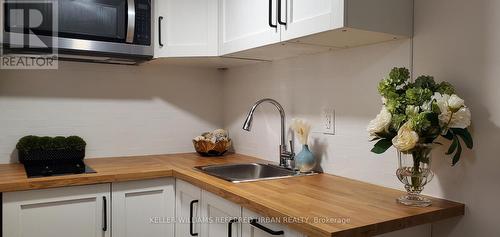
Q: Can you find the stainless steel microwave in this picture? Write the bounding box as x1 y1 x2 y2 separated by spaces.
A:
3 0 153 63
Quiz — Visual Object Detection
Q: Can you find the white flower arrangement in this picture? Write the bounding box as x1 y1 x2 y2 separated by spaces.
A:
368 68 474 165
291 119 311 145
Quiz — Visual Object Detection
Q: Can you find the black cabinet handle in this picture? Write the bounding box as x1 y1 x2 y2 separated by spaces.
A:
268 0 277 28
189 200 199 236
228 218 238 237
102 196 107 232
158 16 164 47
250 219 284 235
277 0 287 26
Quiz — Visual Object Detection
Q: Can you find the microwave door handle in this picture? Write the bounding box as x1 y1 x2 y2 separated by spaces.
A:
126 0 136 43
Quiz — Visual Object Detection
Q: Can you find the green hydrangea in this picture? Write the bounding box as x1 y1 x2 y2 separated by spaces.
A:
414 75 436 89
406 87 433 106
388 67 410 85
391 113 407 132
378 78 395 97
409 112 432 134
436 81 456 95
405 105 420 117
386 95 406 114
385 90 402 100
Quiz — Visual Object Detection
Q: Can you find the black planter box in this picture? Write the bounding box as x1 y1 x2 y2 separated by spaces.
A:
19 149 85 165
18 149 93 178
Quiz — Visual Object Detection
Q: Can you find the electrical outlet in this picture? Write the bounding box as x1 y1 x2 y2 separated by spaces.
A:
313 107 335 135
323 107 335 135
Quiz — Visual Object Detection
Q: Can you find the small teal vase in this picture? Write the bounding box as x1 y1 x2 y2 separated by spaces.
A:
295 145 315 173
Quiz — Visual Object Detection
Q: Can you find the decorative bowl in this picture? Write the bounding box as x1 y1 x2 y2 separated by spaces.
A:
193 139 232 157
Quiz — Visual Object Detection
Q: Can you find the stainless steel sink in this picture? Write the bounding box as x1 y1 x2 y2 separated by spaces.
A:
195 163 316 183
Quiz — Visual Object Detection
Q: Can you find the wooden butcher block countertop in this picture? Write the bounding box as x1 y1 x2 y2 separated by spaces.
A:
0 153 464 237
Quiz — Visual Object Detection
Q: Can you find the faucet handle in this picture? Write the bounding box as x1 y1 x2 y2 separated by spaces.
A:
289 140 295 155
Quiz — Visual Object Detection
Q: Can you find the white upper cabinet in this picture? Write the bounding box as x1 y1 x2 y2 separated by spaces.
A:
152 0 412 62
3 184 111 237
112 178 175 237
219 0 281 55
286 0 413 48
280 0 341 41
201 190 242 237
220 0 412 60
280 0 413 42
175 179 202 237
155 0 218 57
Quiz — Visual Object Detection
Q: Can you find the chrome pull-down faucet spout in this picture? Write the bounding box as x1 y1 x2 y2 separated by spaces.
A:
242 98 294 168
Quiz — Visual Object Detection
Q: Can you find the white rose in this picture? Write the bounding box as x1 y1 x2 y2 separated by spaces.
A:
367 107 392 137
432 92 450 114
448 107 471 129
433 92 471 129
448 94 465 111
392 122 419 152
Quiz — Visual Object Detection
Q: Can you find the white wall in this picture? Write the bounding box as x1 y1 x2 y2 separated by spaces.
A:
223 39 411 188
223 0 500 236
0 61 223 163
413 0 500 236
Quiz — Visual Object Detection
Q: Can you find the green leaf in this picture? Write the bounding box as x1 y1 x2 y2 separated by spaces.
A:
371 139 393 154
442 130 454 140
369 137 381 142
451 128 473 149
446 136 458 155
452 141 463 166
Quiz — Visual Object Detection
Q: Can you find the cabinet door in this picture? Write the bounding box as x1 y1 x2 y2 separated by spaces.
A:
175 179 202 237
281 0 343 41
155 0 218 57
219 0 281 55
201 190 242 237
112 178 175 237
3 184 110 237
242 209 306 237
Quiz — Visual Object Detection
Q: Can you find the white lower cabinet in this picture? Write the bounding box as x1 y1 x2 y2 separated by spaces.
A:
175 179 202 237
201 190 242 237
3 178 309 237
242 209 305 237
2 178 175 237
3 184 111 237
112 178 175 237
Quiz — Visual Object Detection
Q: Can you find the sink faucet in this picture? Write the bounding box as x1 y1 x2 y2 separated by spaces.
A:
242 98 294 169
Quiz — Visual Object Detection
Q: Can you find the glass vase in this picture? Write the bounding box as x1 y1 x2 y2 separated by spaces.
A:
295 144 316 173
396 144 434 207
